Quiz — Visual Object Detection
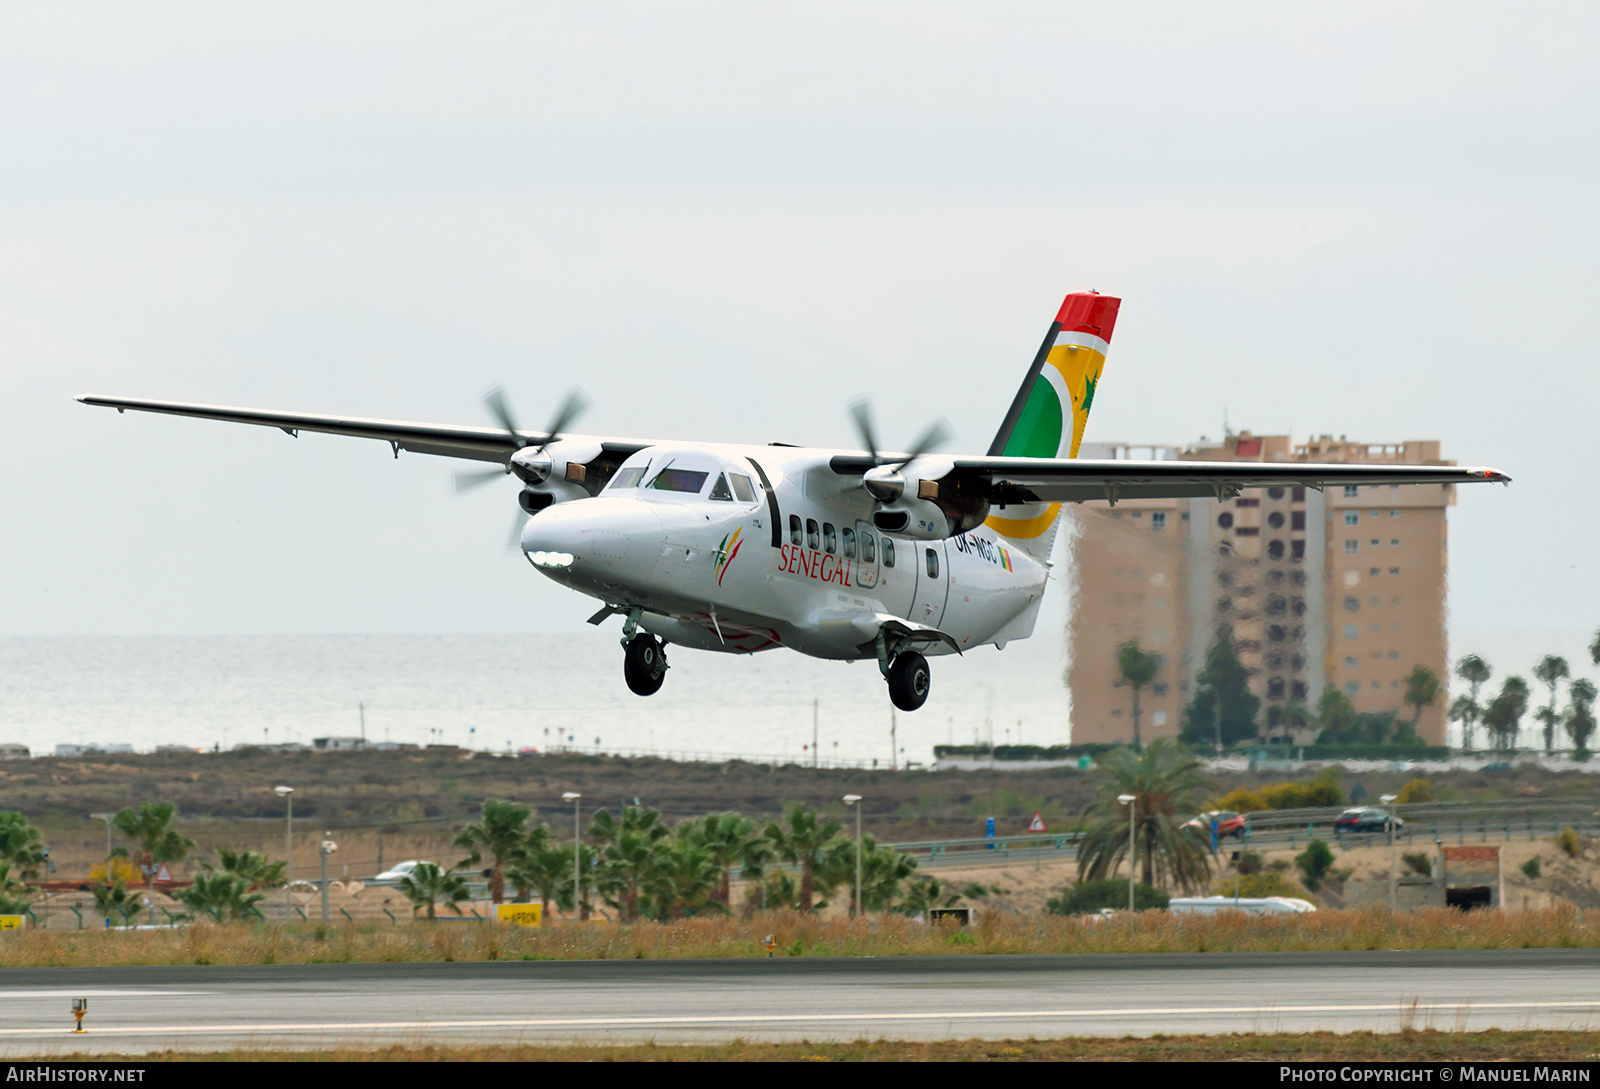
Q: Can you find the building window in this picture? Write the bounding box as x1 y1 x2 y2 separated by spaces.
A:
1390 567 1399 575
1343 485 1359 497
1268 511 1285 529
1151 512 1166 529
1390 538 1400 546
1370 567 1380 576
1292 681 1309 698
1344 540 1359 553
1152 683 1168 695
1388 650 1400 659
1236 526 1259 536
1292 540 1306 559
1344 512 1359 526
1370 510 1380 518
1291 511 1306 530
1266 539 1285 560
1370 538 1380 546
1292 487 1306 502
1268 486 1285 500
1343 596 1360 611
1267 677 1286 699
1217 512 1234 528
1345 680 1360 692
1131 511 1142 519
1390 510 1399 518
1344 656 1359 669
1343 625 1359 639
1236 497 1260 508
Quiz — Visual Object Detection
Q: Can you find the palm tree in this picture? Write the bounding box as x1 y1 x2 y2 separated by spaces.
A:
0 812 48 880
454 798 534 905
823 834 918 914
589 806 670 922
1533 655 1570 753
1590 627 1600 668
1454 655 1492 751
678 813 768 912
397 862 470 921
1482 676 1530 753
505 839 568 925
1116 639 1160 749
763 804 843 911
1403 666 1441 736
645 836 720 919
1566 679 1598 754
91 881 141 927
175 871 264 923
201 848 286 892
1076 738 1213 894
111 802 196 887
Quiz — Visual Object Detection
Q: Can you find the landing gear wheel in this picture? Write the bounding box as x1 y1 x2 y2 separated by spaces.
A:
887 651 931 712
623 634 668 697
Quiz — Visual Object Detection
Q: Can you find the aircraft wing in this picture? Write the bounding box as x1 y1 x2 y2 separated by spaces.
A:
828 453 1510 502
77 395 648 464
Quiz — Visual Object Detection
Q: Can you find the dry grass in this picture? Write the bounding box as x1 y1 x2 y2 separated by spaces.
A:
22 1030 1600 1061
3 905 1600 968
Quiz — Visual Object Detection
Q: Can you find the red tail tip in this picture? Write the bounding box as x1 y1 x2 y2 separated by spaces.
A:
1055 291 1121 343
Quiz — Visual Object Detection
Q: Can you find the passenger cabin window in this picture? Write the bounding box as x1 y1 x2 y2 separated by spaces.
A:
806 519 820 550
925 548 940 579
789 515 802 546
841 526 856 559
708 474 734 501
882 539 896 568
609 467 645 489
649 467 709 493
860 531 876 564
823 523 837 554
730 474 756 502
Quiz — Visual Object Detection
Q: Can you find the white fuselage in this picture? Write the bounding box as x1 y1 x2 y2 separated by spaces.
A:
519 442 1050 660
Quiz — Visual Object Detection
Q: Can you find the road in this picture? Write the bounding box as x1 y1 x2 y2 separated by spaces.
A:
4 949 1600 1054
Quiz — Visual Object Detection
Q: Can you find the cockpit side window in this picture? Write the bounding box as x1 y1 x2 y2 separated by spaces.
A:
708 474 734 501
729 474 756 502
609 466 645 489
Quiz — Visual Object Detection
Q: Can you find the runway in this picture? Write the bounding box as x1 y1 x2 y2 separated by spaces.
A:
4 950 1599 1054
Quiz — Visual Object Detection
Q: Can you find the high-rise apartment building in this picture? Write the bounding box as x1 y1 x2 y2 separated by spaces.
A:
1067 431 1455 746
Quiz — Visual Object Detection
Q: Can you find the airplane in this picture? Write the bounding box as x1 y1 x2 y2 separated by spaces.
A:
80 291 1509 712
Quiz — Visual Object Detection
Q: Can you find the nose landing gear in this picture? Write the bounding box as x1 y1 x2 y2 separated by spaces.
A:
623 633 668 697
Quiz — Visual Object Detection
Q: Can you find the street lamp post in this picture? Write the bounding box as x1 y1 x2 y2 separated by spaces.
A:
563 792 582 921
843 795 862 918
87 813 113 861
1381 793 1399 911
1118 793 1137 913
273 786 294 914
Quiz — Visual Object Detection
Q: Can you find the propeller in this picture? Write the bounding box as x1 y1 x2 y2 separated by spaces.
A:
451 386 590 492
848 399 952 503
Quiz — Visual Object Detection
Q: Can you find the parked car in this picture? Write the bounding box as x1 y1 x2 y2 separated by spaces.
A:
1333 808 1404 834
372 860 431 882
1186 810 1249 839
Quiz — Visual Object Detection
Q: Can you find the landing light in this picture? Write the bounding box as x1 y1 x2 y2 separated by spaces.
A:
528 551 575 568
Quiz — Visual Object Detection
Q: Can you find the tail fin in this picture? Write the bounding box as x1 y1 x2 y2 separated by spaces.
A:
984 291 1120 561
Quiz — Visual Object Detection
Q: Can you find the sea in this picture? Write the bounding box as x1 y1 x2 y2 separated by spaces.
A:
0 625 1072 766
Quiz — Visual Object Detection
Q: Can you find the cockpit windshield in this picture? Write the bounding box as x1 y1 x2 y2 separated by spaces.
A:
648 467 709 493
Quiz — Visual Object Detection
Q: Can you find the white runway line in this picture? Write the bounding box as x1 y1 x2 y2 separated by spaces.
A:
4 1000 1600 1038
0 991 210 999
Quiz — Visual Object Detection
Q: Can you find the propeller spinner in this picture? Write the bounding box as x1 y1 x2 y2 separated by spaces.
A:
848 399 952 504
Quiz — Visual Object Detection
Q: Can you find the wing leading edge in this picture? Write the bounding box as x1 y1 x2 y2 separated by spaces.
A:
828 453 1509 503
77 395 649 465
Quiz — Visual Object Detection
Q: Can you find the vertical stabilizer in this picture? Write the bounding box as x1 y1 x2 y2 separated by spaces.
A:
984 291 1120 561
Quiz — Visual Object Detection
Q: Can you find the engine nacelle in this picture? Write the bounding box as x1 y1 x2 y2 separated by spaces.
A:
512 440 608 510
868 463 991 540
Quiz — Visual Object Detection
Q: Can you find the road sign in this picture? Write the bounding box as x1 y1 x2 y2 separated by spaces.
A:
0 916 24 931
154 864 173 883
496 903 542 927
1027 812 1046 832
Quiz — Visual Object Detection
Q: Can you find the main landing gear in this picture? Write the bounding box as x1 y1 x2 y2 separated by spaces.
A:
622 631 669 697
886 650 930 712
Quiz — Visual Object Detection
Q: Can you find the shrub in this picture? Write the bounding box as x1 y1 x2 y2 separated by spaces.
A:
1235 851 1264 875
1395 778 1433 805
1295 840 1336 892
1522 857 1542 879
1213 770 1344 814
1213 872 1315 904
1556 826 1583 858
1046 879 1169 915
1401 852 1433 877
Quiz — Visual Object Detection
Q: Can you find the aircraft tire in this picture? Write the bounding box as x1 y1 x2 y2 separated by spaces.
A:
887 651 930 712
623 634 667 697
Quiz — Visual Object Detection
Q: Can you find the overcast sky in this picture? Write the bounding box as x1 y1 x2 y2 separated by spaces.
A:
2 3 1596 679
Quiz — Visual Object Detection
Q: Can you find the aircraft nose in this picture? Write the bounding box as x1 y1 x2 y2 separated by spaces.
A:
520 498 663 575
